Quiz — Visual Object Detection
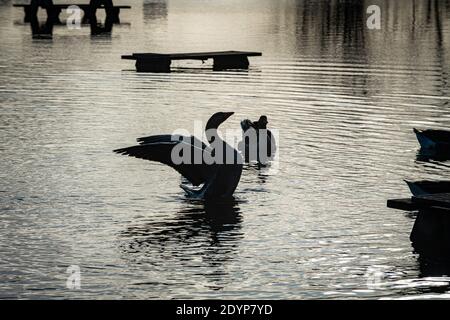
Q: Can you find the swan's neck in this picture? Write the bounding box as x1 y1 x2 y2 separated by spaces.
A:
205 121 223 144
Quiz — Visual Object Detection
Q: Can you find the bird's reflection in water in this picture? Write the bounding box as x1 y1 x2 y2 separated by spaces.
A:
242 162 274 188
120 200 243 289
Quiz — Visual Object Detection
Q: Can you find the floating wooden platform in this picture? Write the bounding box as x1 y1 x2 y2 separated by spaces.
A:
13 3 131 24
388 189 450 261
121 51 262 72
387 193 450 214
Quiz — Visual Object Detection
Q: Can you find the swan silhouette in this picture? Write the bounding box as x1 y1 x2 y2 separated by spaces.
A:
114 112 242 200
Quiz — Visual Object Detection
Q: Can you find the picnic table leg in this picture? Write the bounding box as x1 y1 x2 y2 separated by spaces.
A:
86 0 115 25
213 55 249 70
81 7 92 24
24 6 32 23
48 7 62 24
136 57 171 72
26 0 58 24
110 8 121 24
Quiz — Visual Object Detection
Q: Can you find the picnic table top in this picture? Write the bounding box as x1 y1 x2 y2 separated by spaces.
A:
122 51 262 60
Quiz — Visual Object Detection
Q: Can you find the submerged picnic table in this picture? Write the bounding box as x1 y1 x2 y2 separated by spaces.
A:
387 193 450 214
14 1 131 24
121 51 262 72
388 193 450 259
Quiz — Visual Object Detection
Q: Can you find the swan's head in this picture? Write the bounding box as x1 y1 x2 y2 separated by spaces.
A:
205 112 234 131
257 115 268 129
205 112 234 143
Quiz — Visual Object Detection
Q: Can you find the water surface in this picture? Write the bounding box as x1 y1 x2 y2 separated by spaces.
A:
1 0 450 299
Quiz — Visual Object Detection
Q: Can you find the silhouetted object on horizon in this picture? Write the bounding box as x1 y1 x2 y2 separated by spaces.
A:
13 0 130 25
239 115 276 164
405 180 450 197
121 51 262 72
114 112 243 200
414 128 450 158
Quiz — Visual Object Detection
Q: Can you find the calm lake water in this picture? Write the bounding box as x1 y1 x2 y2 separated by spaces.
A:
1 0 450 299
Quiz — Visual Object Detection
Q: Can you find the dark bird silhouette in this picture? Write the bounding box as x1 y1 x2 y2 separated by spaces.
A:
114 112 242 200
414 128 450 155
239 115 276 164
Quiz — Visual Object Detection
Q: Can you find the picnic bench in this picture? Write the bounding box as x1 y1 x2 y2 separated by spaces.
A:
388 193 450 259
387 193 450 214
14 1 131 24
121 51 262 72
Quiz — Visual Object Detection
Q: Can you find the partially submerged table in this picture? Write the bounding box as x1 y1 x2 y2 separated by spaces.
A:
121 51 262 72
13 2 131 24
388 193 450 214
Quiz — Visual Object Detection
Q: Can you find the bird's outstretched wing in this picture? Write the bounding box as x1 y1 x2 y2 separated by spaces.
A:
114 135 216 186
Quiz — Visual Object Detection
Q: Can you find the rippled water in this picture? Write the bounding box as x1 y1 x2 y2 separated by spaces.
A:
1 0 450 299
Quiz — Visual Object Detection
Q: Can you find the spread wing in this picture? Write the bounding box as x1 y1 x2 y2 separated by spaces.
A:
114 135 216 186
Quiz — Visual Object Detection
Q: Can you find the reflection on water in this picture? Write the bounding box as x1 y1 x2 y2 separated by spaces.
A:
121 201 242 290
0 0 450 299
143 0 167 23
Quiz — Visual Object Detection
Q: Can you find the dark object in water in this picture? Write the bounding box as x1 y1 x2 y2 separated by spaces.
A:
114 112 243 200
121 51 262 72
411 210 450 262
388 193 450 262
13 0 131 25
239 115 276 164
405 180 450 196
387 193 450 213
414 128 450 156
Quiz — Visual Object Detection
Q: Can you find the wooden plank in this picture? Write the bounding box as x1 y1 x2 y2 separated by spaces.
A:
413 193 450 209
128 51 262 61
122 51 261 72
387 198 419 211
387 198 450 214
170 51 262 59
